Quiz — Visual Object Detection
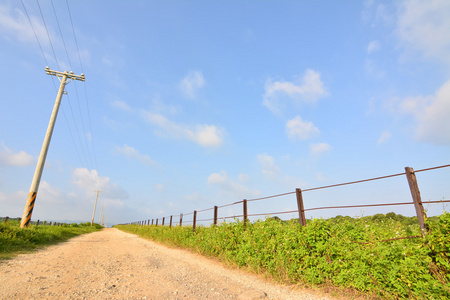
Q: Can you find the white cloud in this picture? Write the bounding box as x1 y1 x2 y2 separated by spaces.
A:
399 80 450 144
179 71 205 99
367 40 381 54
207 171 260 199
263 69 327 115
310 143 332 156
365 59 385 78
72 168 128 203
238 174 249 183
115 144 156 166
0 4 46 45
377 131 392 144
396 0 450 64
155 184 164 193
111 100 132 112
256 153 280 181
286 116 320 141
39 181 63 204
0 143 33 166
141 110 224 147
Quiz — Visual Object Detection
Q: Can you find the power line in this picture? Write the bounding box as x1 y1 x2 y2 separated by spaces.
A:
21 0 58 91
36 0 60 70
50 0 72 69
66 0 100 176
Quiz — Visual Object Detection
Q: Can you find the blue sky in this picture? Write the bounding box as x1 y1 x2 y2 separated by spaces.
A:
0 0 449 226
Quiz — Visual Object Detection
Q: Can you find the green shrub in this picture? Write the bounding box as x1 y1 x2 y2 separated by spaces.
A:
116 213 449 299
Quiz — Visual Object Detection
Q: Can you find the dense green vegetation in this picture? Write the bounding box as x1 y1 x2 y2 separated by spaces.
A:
0 219 102 259
116 212 450 299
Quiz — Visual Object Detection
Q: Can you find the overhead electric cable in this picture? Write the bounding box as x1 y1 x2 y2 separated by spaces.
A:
65 93 91 170
50 0 73 69
66 0 100 176
36 0 60 70
21 0 58 91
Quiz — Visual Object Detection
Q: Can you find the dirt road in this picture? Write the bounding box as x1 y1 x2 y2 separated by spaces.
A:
0 228 334 299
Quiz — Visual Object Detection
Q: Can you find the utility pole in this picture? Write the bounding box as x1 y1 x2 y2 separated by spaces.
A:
98 205 103 225
91 190 102 226
20 67 85 228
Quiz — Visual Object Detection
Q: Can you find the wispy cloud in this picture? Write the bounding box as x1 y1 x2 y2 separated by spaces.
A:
179 71 205 99
72 168 128 205
377 131 392 145
0 4 46 45
310 143 332 156
141 110 224 148
207 171 260 199
396 0 450 64
399 80 450 145
111 100 132 112
256 153 280 181
263 69 327 115
367 40 381 54
115 144 156 166
0 143 33 166
286 116 320 141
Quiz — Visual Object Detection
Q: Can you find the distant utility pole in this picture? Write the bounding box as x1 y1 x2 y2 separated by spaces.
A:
99 205 103 225
20 67 85 228
91 190 102 226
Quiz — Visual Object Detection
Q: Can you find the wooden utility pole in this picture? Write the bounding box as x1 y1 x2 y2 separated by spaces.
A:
91 190 102 225
20 67 85 228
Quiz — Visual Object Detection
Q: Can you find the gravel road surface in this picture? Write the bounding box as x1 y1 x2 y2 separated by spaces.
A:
0 228 335 299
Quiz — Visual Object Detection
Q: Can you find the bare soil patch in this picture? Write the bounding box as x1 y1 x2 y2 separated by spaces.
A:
0 228 335 299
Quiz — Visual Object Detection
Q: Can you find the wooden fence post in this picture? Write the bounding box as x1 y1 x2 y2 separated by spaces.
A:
193 210 197 231
162 217 165 226
180 213 183 226
296 188 307 226
156 218 158 226
170 215 173 228
151 219 154 225
243 199 248 229
214 206 218 226
405 167 427 234
36 220 40 226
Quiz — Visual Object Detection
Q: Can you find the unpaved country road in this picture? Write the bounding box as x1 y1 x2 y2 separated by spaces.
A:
0 228 335 299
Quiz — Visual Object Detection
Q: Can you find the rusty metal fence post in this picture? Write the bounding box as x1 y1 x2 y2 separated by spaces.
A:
296 188 307 226
405 167 427 235
180 213 183 226
193 210 197 231
162 217 165 226
243 199 248 229
214 206 218 226
170 215 173 228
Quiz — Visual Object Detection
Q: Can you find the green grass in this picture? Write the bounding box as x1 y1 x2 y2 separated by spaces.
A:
115 212 450 299
0 220 102 260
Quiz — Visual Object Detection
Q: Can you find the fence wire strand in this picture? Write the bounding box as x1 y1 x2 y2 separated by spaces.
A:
128 164 449 225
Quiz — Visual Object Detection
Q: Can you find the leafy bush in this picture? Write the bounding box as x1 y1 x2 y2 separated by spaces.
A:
116 213 450 299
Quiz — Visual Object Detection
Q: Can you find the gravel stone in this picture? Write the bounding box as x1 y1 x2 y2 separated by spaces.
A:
0 228 335 299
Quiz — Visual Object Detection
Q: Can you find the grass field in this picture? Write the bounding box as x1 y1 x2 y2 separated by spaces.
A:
116 212 450 299
0 219 102 260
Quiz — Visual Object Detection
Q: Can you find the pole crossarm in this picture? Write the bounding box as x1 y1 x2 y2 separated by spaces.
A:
45 66 85 81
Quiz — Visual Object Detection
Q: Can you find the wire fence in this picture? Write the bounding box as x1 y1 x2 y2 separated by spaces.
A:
122 164 450 235
1 216 68 227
